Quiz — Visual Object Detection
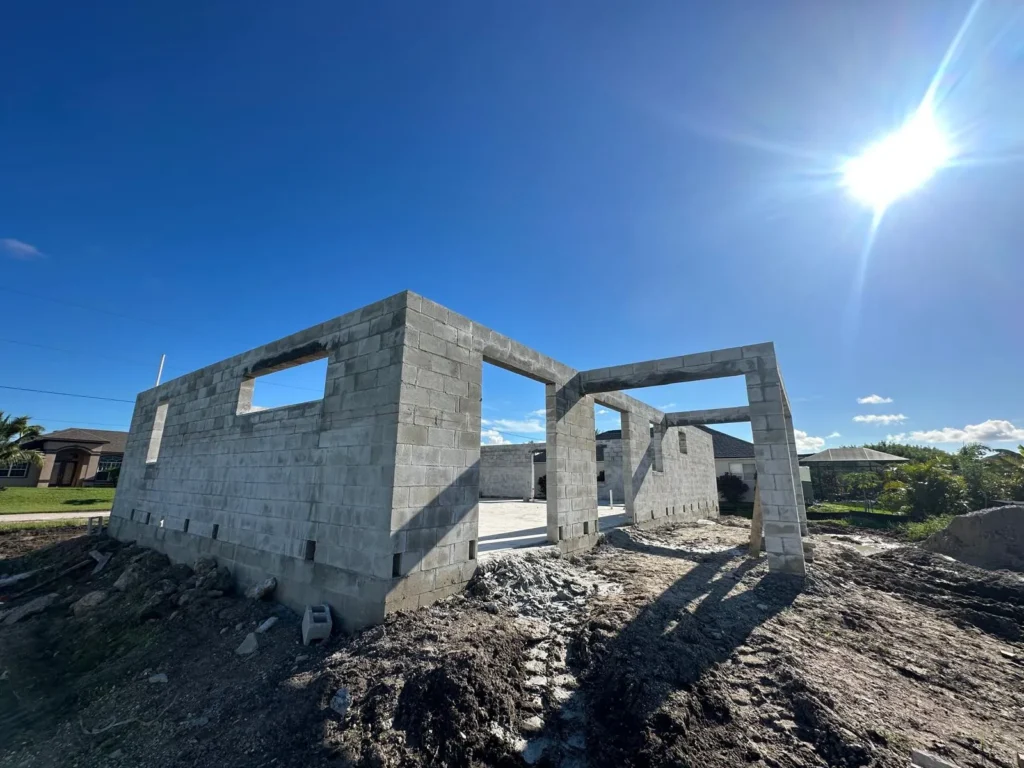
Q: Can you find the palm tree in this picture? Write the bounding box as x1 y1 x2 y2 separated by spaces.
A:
0 412 45 469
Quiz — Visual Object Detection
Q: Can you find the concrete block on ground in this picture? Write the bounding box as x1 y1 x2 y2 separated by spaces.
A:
302 604 333 645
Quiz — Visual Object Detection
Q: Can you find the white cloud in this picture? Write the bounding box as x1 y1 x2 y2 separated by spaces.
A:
795 430 825 453
827 432 841 439
857 394 893 404
596 408 609 416
528 409 546 418
908 419 1024 444
853 414 907 425
1 238 44 260
657 403 677 411
481 428 510 445
886 433 907 442
486 418 546 434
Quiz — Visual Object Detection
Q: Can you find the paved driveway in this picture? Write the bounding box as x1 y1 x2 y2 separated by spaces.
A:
0 510 110 523
477 499 627 552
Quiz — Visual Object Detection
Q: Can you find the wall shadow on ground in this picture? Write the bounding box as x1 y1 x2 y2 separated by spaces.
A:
550 533 803 767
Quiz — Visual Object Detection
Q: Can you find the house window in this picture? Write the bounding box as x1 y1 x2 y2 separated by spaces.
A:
596 445 605 462
678 431 688 454
742 463 756 479
729 462 744 476
0 462 30 478
597 470 606 482
98 455 122 473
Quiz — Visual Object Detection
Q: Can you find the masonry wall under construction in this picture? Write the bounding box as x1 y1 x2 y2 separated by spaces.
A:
109 290 801 631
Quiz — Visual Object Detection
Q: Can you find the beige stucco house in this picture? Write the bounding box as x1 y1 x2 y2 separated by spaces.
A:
1 429 127 488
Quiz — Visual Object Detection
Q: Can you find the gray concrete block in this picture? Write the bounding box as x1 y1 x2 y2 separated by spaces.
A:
302 604 333 645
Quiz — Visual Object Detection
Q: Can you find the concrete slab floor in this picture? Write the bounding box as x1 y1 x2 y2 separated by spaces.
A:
477 499 628 553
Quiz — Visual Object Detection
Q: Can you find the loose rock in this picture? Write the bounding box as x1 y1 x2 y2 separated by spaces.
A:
245 577 277 600
3 593 58 625
193 556 217 576
256 616 278 634
113 565 143 592
72 590 108 618
235 632 258 655
912 749 961 768
329 687 351 716
149 673 168 684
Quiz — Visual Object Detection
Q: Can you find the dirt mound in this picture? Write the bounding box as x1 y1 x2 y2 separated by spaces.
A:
922 505 1024 572
831 545 1024 641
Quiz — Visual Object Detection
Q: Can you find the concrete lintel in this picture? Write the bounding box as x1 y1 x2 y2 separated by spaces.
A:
664 406 750 427
579 357 754 394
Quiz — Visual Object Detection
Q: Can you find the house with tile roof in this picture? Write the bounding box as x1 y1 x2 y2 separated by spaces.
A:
2 428 128 488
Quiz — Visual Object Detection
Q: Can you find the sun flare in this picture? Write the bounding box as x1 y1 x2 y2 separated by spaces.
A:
842 107 953 213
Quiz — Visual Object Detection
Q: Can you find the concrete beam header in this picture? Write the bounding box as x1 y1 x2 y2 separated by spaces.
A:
664 406 751 427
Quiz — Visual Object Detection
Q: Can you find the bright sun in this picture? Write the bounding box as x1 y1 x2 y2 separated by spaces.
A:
842 107 953 213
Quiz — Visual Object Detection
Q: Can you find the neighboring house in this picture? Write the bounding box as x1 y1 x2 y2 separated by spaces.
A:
695 426 758 501
1 429 127 488
799 446 909 501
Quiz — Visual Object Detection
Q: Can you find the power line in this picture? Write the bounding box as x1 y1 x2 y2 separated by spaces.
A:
0 337 164 371
0 385 135 403
28 416 132 429
1 286 188 332
0 338 323 393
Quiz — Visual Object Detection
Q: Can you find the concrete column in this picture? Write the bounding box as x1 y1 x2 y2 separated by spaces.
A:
746 361 806 576
387 296 482 615
620 410 638 523
545 377 598 553
782 407 809 536
35 452 55 487
524 451 535 502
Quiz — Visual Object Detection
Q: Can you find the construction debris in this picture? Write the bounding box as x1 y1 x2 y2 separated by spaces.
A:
301 604 332 645
88 549 111 575
2 592 58 625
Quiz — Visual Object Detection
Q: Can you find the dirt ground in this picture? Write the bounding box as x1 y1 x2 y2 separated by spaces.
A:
1 519 1022 768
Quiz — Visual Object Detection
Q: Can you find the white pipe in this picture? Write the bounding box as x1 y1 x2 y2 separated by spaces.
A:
155 354 166 386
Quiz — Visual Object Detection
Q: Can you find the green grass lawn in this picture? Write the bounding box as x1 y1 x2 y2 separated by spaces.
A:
0 487 116 514
809 501 901 516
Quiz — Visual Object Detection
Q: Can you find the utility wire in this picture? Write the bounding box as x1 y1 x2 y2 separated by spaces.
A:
6 387 544 442
1 286 189 332
28 416 132 429
0 385 135 403
0 338 323 393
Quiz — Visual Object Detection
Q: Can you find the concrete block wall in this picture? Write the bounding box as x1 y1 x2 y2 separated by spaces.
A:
596 438 624 505
110 289 729 629
479 444 539 499
621 407 718 529
385 295 482 613
545 380 599 554
110 293 409 630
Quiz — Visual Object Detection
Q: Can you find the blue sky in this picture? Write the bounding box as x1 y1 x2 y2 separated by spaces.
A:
3 1 1023 453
